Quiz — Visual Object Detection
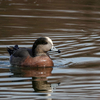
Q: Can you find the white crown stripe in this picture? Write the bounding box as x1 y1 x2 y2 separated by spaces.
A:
45 37 53 45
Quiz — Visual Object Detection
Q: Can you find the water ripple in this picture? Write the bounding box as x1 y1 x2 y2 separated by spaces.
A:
0 0 100 99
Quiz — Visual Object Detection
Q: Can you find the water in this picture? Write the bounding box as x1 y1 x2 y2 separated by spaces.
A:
1 0 100 99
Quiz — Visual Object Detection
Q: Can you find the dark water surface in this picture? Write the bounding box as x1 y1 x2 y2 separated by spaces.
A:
1 0 100 100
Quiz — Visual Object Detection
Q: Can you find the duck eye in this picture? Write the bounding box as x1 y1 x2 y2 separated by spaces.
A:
44 42 47 44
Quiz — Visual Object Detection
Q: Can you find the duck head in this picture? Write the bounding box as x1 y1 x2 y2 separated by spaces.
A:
32 37 60 56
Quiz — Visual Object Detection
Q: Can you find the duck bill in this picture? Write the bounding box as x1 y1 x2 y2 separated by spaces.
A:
50 46 61 53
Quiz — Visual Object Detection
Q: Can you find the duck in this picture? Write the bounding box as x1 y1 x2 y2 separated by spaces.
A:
7 37 61 67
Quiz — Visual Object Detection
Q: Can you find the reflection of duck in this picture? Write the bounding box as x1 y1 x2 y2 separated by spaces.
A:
7 37 61 67
10 66 60 92
32 77 52 92
10 66 53 77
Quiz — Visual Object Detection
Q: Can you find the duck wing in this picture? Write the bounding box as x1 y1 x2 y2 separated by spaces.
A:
7 45 30 57
7 45 19 55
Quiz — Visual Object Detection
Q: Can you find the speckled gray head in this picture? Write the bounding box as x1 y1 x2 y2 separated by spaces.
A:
45 37 61 53
32 37 61 56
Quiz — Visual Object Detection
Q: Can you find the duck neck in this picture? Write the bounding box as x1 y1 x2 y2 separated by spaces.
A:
32 48 48 57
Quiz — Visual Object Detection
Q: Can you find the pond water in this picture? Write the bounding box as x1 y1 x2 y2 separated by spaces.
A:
1 0 100 100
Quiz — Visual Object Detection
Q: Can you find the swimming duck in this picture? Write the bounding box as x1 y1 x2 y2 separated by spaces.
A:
7 37 60 67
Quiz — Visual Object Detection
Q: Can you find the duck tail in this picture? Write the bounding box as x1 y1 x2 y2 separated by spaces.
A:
7 45 19 55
